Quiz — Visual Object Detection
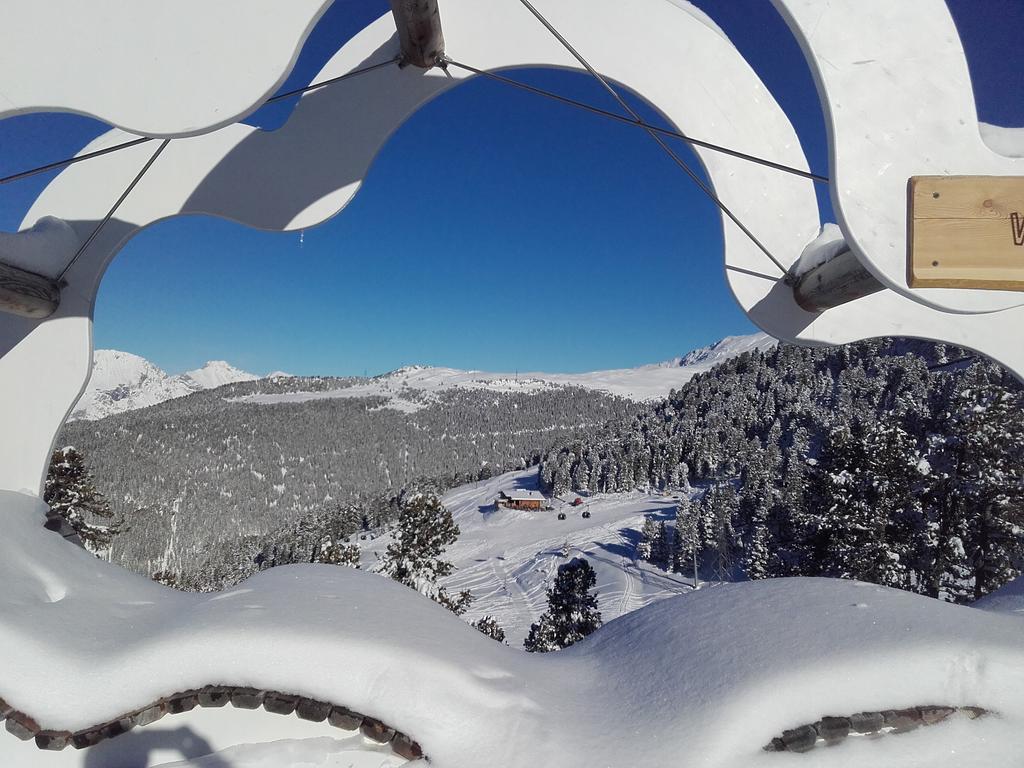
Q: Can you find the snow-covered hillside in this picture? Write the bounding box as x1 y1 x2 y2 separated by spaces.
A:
236 333 776 411
70 351 261 421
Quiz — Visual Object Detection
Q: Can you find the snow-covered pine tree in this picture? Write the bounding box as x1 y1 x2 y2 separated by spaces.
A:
702 483 739 582
44 446 120 551
472 615 507 644
742 497 772 580
637 516 660 562
379 491 471 613
316 540 361 568
672 496 700 585
523 557 602 653
947 369 1024 600
650 520 673 569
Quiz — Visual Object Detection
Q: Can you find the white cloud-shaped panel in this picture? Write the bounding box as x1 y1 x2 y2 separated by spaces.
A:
0 0 333 137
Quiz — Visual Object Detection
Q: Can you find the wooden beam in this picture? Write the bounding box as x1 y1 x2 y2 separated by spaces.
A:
0 260 60 319
908 175 1024 291
791 246 884 313
389 0 445 68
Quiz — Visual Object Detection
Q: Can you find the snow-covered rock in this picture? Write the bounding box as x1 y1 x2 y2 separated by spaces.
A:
71 352 261 421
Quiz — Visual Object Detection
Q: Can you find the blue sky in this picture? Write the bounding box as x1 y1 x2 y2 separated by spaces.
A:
0 0 1020 376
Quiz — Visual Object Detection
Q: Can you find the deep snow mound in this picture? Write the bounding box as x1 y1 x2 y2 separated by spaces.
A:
1 488 1022 767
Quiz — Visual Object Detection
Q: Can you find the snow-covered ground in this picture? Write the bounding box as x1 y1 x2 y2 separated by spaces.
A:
2 483 1023 768
235 333 775 411
71 351 266 421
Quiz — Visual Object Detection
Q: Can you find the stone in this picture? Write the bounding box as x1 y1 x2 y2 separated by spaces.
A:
361 717 395 743
882 708 921 733
816 716 851 743
328 706 363 731
295 698 331 722
918 705 955 726
849 711 884 734
198 687 230 708
263 692 299 715
0 696 13 719
229 687 265 709
960 706 988 720
781 724 818 753
5 710 40 740
132 703 166 727
99 717 133 740
71 728 105 749
166 690 199 714
763 737 786 752
34 730 72 750
390 731 424 761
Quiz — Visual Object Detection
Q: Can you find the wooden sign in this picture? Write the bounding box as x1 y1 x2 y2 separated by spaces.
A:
908 176 1024 290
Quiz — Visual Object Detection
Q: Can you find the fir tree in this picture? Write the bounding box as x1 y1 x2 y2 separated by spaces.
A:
472 615 507 644
672 496 700 586
948 372 1024 600
44 446 120 550
637 516 660 562
650 520 673 569
380 491 470 612
523 557 602 652
316 540 361 568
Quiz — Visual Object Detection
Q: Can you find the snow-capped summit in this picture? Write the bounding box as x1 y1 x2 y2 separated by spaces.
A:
673 332 775 368
71 351 261 421
181 360 258 390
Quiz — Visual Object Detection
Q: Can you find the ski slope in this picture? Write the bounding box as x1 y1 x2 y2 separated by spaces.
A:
435 469 693 644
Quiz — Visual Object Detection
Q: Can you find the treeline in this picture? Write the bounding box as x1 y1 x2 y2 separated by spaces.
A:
540 340 1024 603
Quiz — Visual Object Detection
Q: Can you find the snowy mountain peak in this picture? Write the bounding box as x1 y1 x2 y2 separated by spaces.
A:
181 360 258 391
71 351 260 421
675 333 774 368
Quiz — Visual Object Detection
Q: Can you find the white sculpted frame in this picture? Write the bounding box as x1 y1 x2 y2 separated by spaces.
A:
0 2 1021 767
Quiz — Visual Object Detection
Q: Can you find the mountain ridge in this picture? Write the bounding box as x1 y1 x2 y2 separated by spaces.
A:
72 333 776 421
71 351 260 421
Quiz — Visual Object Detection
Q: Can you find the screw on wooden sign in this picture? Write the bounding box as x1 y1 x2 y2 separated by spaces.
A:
908 176 1024 291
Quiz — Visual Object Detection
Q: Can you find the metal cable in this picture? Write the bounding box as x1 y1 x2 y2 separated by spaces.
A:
508 0 795 274
443 59 826 184
444 59 825 185
57 139 170 282
1 58 401 187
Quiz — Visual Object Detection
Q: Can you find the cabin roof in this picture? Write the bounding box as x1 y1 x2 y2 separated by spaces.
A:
501 489 545 501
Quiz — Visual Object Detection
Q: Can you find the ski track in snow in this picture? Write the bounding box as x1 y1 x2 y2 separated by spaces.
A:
367 468 695 645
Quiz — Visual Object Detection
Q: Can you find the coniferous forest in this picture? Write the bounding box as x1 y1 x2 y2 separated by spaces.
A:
539 339 1024 603
55 338 1024 603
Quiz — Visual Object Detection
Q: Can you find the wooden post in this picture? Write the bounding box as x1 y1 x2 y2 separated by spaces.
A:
791 247 884 313
0 260 60 319
389 0 445 68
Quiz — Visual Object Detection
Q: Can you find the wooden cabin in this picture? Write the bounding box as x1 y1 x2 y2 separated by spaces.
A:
497 489 546 510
